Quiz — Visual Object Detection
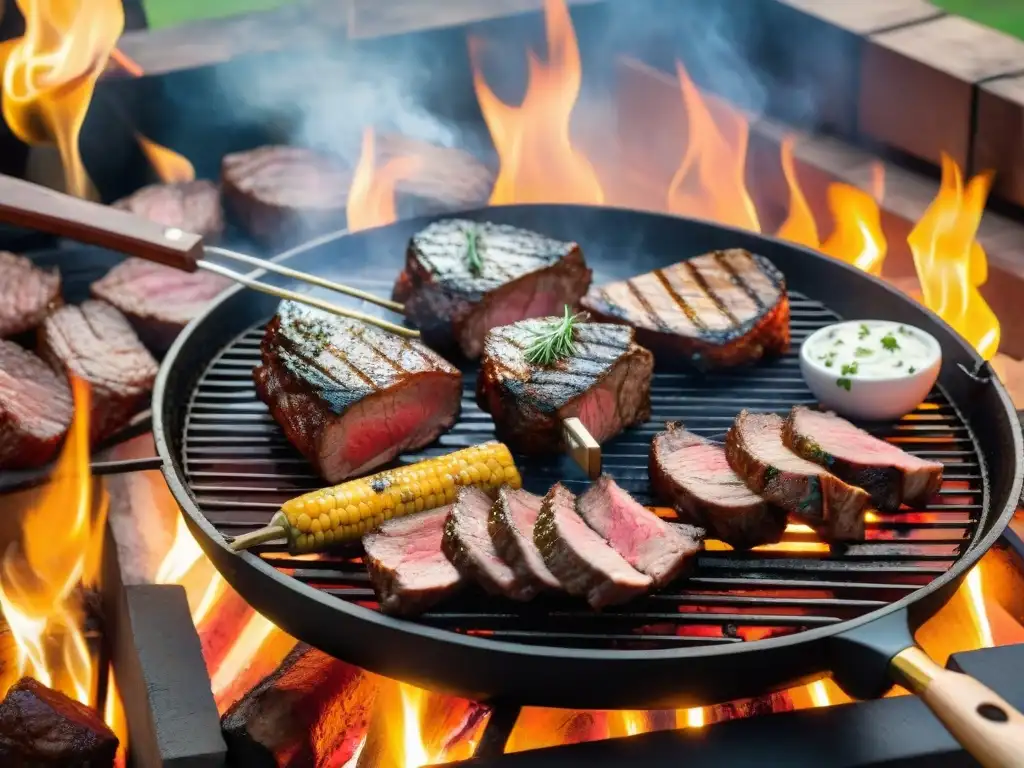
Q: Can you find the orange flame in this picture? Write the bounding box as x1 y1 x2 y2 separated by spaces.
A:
469 0 603 205
347 127 424 231
666 61 759 231
0 377 105 705
135 134 196 183
103 668 128 767
0 0 124 197
907 154 1000 360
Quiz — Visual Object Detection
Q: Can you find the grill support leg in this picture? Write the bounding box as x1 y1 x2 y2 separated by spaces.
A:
473 701 522 759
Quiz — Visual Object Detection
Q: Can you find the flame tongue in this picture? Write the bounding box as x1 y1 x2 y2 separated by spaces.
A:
347 127 424 232
135 134 196 184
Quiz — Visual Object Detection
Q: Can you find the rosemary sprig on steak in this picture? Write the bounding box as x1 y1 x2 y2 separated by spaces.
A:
525 306 587 366
464 225 484 276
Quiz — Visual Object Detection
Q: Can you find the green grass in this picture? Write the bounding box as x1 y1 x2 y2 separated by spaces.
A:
932 0 1024 40
141 0 300 30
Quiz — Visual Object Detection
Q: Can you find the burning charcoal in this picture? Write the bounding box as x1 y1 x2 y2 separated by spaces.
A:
0 677 118 766
221 644 377 768
0 251 61 339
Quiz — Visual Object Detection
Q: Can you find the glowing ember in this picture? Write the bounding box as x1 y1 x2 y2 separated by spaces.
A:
681 707 705 728
347 127 424 231
209 613 279 702
907 153 1000 360
469 0 603 206
0 0 124 197
135 134 196 183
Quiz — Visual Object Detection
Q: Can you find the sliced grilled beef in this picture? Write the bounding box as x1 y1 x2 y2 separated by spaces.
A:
534 483 651 609
253 301 461 483
0 251 61 338
726 410 871 542
377 134 494 216
783 406 943 511
576 475 703 587
221 145 350 248
650 423 787 549
112 179 224 240
39 301 158 445
476 319 654 455
91 257 233 352
489 486 561 592
394 219 592 359
443 486 539 600
581 249 789 369
0 339 73 469
363 507 462 616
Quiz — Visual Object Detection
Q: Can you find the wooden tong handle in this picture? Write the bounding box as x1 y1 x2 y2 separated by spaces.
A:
563 417 601 479
0 174 204 271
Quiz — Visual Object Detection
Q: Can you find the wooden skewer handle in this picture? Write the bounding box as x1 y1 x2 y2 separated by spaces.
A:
0 174 204 271
563 417 601 479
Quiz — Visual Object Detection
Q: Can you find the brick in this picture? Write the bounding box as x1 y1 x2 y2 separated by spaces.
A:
860 15 1024 169
974 74 1024 208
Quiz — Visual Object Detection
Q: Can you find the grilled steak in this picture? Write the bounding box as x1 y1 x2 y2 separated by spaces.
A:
783 406 943 511
443 486 539 600
112 179 224 240
489 486 561 592
91 257 233 352
650 423 787 549
476 319 654 455
363 507 462 616
534 483 652 609
577 475 703 587
726 410 871 542
581 249 789 369
393 219 592 359
221 145 350 248
253 301 461 483
0 339 73 469
40 300 159 445
0 251 61 339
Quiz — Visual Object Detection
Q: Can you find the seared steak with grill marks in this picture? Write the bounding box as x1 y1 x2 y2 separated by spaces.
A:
363 507 462 616
222 145 351 248
40 301 159 445
0 339 73 469
443 486 539 600
253 301 461 483
0 252 61 339
476 319 654 455
726 410 871 542
534 483 651 609
577 475 703 587
394 219 592 359
112 179 224 240
489 486 561 592
783 407 943 511
581 249 789 369
650 423 787 549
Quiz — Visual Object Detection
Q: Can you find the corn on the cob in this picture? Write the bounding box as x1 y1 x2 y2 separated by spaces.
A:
230 442 521 555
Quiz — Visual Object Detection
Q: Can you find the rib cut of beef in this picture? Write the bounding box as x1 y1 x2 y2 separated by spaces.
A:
40 300 158 445
476 319 654 455
363 506 463 616
650 423 787 549
581 249 789 369
253 301 461 483
782 406 943 511
534 483 651 609
488 486 561 592
112 179 224 240
221 145 350 248
0 251 61 339
443 486 539 600
726 410 871 541
576 475 703 587
393 219 592 359
0 339 73 469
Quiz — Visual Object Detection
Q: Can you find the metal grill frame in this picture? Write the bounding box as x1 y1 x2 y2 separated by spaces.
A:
153 205 1023 708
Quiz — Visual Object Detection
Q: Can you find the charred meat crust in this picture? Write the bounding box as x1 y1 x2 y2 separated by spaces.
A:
649 423 787 549
582 249 790 369
0 339 73 470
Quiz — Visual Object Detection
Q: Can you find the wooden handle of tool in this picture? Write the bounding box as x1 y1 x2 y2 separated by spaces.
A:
892 647 1024 767
0 174 204 271
563 417 601 479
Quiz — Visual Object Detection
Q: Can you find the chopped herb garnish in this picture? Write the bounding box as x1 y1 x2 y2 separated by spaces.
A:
524 305 587 366
895 360 904 368
828 329 837 339
464 225 484 276
821 351 837 368
880 333 900 352
855 346 872 358
836 377 852 391
897 325 911 336
834 339 845 346
841 361 859 376
908 366 917 374
858 323 870 340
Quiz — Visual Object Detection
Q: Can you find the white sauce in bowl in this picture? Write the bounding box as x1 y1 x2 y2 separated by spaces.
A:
802 320 938 387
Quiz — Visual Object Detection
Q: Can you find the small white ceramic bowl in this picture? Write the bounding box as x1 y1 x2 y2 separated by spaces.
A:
799 320 942 421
